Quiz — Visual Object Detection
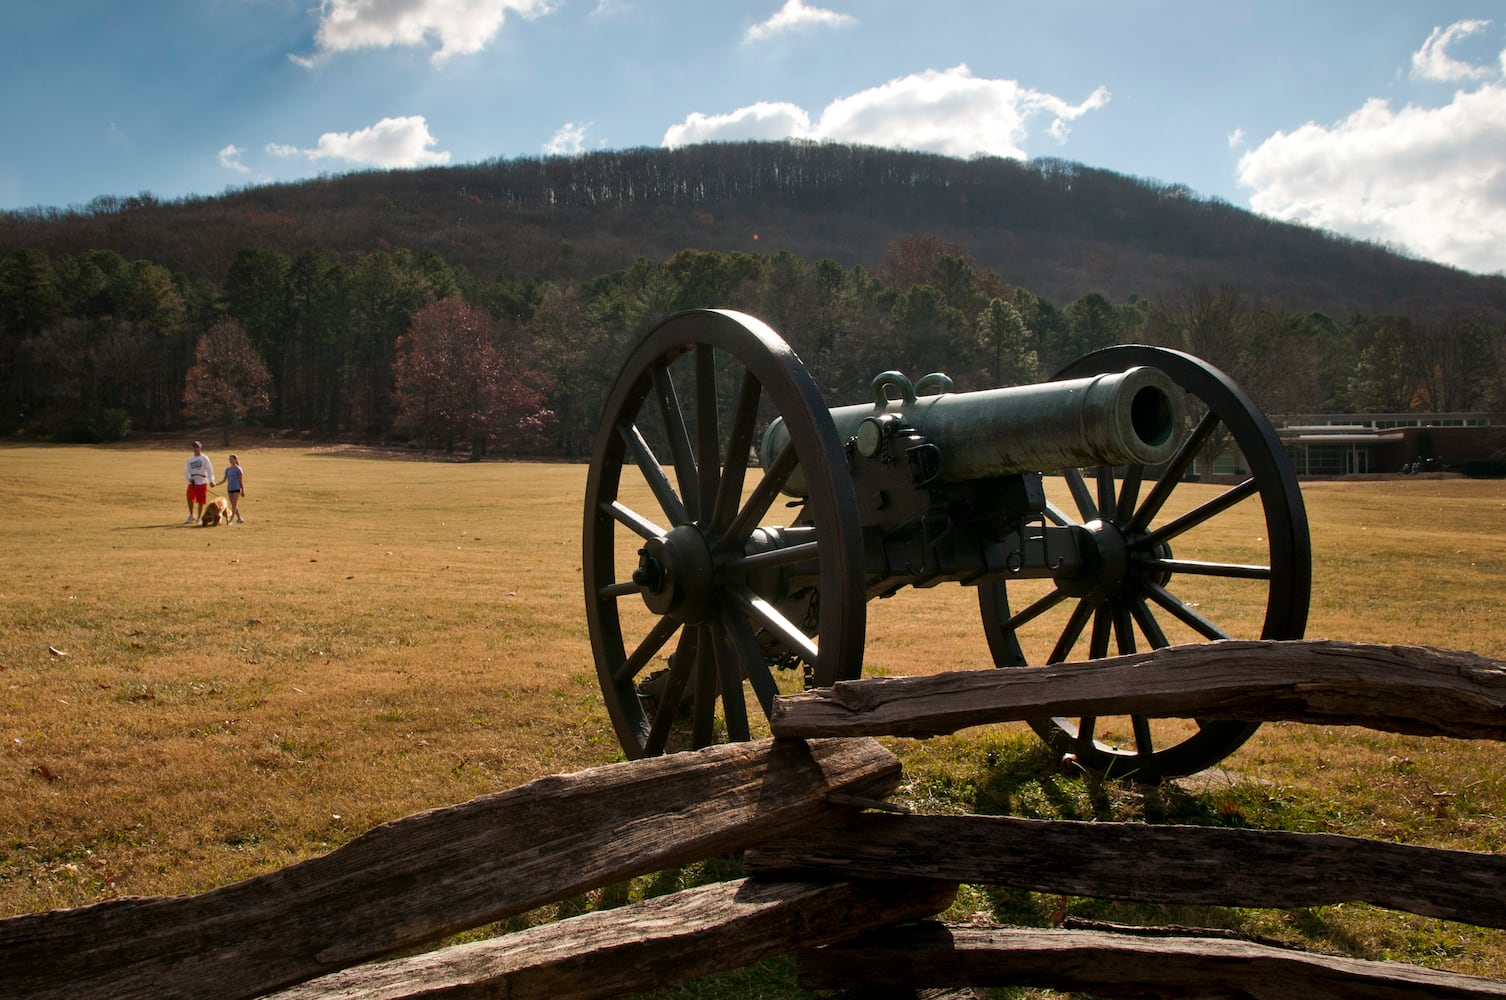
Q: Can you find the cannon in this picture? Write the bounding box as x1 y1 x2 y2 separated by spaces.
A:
583 309 1311 779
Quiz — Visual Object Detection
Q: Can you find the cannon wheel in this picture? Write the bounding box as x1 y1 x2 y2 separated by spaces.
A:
979 345 1311 781
583 309 866 758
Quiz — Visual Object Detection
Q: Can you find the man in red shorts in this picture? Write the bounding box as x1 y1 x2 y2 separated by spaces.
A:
184 441 215 523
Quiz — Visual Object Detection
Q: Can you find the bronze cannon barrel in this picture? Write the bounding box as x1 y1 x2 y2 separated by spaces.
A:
762 365 1186 496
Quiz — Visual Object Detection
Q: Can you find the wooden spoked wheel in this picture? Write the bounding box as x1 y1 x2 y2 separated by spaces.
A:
979 346 1311 780
583 310 866 758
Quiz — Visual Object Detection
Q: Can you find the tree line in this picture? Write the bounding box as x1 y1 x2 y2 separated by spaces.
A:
1 235 1501 456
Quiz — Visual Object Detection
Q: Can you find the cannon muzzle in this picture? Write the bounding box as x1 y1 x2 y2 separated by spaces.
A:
764 365 1185 496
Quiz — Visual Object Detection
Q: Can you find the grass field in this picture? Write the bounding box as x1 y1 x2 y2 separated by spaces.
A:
2 441 1504 992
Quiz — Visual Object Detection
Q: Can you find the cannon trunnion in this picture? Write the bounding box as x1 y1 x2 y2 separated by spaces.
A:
583 310 1311 780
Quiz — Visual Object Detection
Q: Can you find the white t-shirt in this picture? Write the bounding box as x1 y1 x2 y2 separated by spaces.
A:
185 454 214 485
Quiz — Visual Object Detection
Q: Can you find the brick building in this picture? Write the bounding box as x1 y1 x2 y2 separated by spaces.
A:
1273 413 1506 477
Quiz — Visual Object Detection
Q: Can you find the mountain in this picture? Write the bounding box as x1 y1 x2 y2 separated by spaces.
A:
4 141 1504 322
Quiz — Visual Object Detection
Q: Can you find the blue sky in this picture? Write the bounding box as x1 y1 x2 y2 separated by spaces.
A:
3 1 1504 275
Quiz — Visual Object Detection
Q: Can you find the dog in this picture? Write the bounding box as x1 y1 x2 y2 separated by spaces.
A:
200 496 231 527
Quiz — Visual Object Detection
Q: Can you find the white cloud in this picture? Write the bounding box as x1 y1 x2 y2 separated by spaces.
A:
307 0 554 65
744 0 855 44
664 102 814 147
1237 85 1506 275
1227 127 1245 149
1410 19 1494 82
218 144 250 174
662 65 1108 160
269 116 452 169
544 121 592 155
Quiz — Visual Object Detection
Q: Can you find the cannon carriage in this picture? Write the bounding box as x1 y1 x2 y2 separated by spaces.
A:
583 309 1311 780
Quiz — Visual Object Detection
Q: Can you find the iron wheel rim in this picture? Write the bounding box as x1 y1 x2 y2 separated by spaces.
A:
979 345 1311 780
583 310 865 758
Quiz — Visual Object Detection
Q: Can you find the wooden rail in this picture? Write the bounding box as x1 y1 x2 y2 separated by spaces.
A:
770 639 1506 740
2 641 1504 999
744 812 1506 928
799 924 1506 999
0 738 903 1000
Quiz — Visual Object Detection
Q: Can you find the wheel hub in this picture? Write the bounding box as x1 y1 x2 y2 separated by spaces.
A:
634 524 715 622
1057 518 1129 600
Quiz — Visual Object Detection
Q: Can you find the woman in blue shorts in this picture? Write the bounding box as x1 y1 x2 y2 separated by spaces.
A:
216 454 246 524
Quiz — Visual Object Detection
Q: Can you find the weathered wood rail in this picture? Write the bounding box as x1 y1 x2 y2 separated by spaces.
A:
3 640 1504 999
770 639 1506 740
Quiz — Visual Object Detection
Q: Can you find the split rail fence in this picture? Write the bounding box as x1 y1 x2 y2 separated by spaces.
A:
4 639 1505 999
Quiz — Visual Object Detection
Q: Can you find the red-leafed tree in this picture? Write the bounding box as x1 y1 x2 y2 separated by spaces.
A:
392 297 554 460
182 317 273 445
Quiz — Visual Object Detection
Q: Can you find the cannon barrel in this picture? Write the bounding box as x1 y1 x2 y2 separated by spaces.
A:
763 365 1186 496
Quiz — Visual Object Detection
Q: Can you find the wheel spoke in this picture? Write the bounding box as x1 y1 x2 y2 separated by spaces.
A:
1128 594 1172 649
644 627 696 756
598 580 641 600
727 586 818 665
711 623 750 743
690 626 718 749
612 615 681 686
1005 586 1069 632
1048 597 1095 663
651 362 699 521
723 538 820 574
710 370 761 535
1076 715 1098 746
1141 477 1260 549
1129 409 1221 533
1117 598 1158 763
695 346 720 522
723 612 780 717
1144 580 1232 640
1043 500 1073 527
618 422 690 527
606 500 666 542
1145 557 1271 580
1113 602 1137 655
1064 467 1098 522
1095 466 1115 521
721 443 799 550
1115 465 1144 525
1089 605 1111 659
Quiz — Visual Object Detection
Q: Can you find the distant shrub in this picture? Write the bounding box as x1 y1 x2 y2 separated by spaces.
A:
50 408 133 443
98 409 132 441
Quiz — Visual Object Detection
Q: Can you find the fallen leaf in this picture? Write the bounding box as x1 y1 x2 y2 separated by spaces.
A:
48 646 67 657
33 764 61 782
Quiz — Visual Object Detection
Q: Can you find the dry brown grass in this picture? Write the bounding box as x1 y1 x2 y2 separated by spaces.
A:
2 444 1504 983
1 442 616 913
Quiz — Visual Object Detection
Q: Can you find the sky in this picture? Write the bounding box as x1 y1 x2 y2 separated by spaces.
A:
3 1 1505 276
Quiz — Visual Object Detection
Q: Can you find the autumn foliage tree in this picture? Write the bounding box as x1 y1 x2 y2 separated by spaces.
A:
182 317 273 444
392 297 554 460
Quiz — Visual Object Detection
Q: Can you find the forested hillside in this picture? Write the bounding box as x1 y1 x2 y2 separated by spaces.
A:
1 141 1503 453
